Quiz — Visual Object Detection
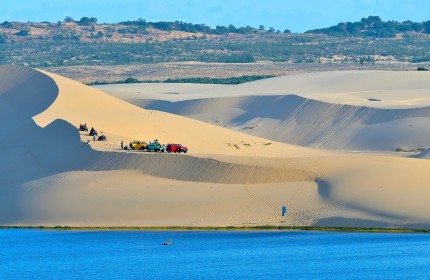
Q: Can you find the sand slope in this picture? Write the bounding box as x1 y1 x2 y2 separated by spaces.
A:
35 70 325 158
100 71 430 151
2 66 430 228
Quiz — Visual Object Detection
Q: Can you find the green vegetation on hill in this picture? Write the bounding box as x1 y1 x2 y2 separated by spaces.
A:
163 75 275 84
120 19 261 35
77 17 98 26
0 34 6 44
0 21 13 28
88 75 275 85
2 32 430 67
307 16 430 38
15 30 29 36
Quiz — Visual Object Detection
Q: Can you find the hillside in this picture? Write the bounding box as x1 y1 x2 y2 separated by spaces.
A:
1 17 430 69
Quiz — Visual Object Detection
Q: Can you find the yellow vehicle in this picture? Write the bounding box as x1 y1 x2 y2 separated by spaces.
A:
129 141 147 150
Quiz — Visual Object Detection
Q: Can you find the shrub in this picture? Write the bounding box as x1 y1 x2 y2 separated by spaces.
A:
0 34 7 44
1 21 13 28
124 78 140 83
16 30 30 36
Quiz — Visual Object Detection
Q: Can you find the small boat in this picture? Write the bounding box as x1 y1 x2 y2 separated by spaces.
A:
163 239 173 245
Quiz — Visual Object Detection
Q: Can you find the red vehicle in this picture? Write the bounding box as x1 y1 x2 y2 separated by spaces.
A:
166 143 188 153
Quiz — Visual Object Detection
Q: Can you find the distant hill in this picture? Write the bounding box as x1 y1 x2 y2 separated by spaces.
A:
0 16 430 67
0 17 276 45
307 16 430 38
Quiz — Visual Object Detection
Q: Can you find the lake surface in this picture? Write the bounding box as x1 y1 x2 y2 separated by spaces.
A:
1 229 430 279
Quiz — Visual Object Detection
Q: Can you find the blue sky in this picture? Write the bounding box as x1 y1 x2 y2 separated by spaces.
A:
1 0 429 32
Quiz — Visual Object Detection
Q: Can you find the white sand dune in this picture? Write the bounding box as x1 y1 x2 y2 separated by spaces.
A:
124 95 430 151
2 65 430 228
99 71 430 151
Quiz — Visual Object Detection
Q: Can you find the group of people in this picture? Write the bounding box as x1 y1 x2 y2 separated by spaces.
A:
79 123 106 142
79 123 88 131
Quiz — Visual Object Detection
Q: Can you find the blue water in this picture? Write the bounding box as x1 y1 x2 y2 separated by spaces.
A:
1 230 430 279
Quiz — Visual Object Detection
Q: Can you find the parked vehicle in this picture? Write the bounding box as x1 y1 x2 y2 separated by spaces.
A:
166 143 188 153
89 127 98 136
129 141 147 150
79 123 88 132
146 141 165 152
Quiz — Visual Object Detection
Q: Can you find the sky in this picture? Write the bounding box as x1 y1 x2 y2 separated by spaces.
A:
1 0 430 32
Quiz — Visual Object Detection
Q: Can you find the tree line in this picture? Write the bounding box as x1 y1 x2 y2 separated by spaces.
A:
118 18 285 34
307 16 430 38
87 75 275 85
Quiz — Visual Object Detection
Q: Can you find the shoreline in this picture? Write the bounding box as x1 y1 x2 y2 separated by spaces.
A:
1 225 429 233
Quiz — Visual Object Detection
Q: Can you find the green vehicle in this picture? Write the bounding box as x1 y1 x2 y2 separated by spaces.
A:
146 141 165 152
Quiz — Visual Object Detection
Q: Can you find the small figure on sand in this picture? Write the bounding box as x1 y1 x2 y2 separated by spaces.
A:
79 123 88 132
121 141 124 149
